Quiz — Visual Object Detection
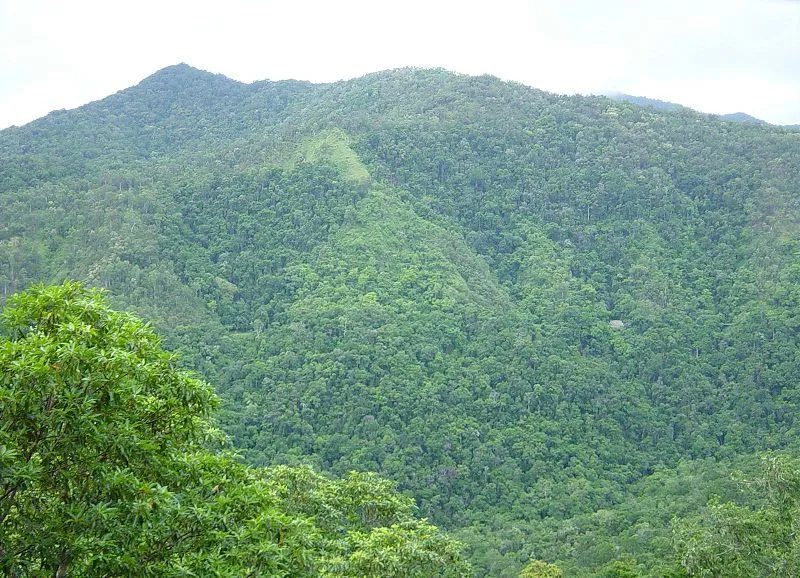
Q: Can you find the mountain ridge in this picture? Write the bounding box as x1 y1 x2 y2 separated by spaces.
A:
5 64 793 137
606 91 771 125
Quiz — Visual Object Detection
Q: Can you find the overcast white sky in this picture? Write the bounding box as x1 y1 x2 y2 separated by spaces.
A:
1 0 799 128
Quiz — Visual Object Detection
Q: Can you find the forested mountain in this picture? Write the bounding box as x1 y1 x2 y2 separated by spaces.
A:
605 93 684 113
718 112 769 125
606 93 769 125
2 63 800 576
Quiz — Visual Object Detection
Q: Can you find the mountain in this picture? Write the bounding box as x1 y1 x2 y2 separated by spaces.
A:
719 111 768 124
605 92 684 112
2 64 800 576
607 92 770 124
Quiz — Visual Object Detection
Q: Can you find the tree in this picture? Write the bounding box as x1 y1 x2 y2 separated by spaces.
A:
519 559 563 577
0 282 470 577
600 559 641 577
673 453 800 577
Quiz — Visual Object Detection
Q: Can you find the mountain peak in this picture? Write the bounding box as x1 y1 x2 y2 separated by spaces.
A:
137 63 243 89
719 111 767 125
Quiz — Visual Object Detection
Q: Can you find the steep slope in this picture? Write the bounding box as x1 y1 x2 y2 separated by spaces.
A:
2 65 800 576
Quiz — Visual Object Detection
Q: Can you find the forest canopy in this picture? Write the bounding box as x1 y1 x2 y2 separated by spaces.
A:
1 64 799 575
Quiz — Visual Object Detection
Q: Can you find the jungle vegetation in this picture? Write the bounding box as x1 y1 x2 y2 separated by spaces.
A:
2 64 800 576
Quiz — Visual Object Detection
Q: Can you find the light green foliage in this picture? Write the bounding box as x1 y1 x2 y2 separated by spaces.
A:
674 454 800 577
0 281 221 575
519 559 563 577
0 283 469 577
298 128 372 186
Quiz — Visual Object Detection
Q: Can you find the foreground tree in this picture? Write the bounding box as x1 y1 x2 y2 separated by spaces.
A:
674 453 800 577
0 282 469 576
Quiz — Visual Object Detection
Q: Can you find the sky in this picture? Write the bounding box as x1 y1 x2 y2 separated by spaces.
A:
1 0 799 129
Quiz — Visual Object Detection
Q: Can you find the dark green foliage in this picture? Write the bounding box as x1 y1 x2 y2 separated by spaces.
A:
1 64 799 575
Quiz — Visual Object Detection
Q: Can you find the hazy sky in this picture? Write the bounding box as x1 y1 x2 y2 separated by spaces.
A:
1 0 799 128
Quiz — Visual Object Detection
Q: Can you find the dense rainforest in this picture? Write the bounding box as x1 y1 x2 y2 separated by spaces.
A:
1 64 800 576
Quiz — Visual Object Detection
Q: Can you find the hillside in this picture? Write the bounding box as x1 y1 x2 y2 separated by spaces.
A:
2 64 800 576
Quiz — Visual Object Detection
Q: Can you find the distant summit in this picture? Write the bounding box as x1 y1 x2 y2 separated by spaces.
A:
136 63 243 88
718 111 768 125
605 92 684 112
606 92 769 124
